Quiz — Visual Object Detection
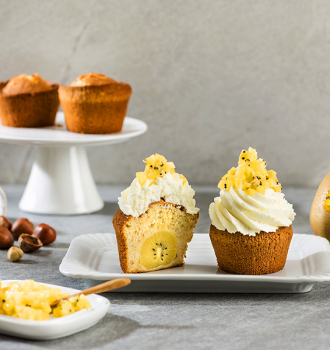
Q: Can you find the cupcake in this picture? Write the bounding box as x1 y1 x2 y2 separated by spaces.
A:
0 74 59 128
59 73 132 134
209 147 295 275
113 154 199 273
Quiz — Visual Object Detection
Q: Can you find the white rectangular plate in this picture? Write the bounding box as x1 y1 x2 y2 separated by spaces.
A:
0 280 110 340
59 233 330 293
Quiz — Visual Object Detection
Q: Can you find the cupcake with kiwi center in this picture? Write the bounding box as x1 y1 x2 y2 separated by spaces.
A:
113 154 199 273
209 147 295 275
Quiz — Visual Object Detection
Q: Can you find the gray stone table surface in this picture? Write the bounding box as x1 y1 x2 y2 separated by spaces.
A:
0 185 328 350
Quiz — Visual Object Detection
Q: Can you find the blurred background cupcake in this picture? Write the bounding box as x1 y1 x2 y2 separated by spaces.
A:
59 73 132 134
0 73 59 128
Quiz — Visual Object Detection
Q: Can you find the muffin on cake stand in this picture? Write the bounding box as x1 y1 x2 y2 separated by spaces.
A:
0 111 147 215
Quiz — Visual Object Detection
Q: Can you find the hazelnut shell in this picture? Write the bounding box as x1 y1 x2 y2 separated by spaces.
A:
0 226 14 249
18 233 42 252
32 223 56 245
11 218 34 240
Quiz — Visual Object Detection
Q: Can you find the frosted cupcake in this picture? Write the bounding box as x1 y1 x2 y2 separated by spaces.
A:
113 154 199 273
209 147 295 275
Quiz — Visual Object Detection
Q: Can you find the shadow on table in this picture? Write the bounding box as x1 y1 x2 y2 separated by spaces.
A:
106 283 329 306
0 313 192 348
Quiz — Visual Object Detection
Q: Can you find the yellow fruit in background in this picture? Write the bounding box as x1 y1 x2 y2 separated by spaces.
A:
139 230 177 270
310 173 330 241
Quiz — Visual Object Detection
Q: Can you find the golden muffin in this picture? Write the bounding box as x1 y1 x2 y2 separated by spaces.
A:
0 74 59 128
59 73 132 134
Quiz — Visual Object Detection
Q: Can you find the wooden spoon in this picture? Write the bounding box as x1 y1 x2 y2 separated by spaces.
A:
51 278 131 307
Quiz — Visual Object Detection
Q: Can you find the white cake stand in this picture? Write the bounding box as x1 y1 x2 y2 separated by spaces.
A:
0 112 147 215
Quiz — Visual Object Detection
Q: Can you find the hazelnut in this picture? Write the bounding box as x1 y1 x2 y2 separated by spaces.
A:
7 246 23 262
0 216 12 230
18 234 42 252
0 226 14 249
32 223 56 245
11 218 34 240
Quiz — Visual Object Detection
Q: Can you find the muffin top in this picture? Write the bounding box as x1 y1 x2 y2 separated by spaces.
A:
209 147 295 236
70 73 116 87
118 154 199 217
2 74 52 95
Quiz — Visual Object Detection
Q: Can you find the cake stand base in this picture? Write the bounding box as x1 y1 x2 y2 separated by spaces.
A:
19 146 104 215
0 112 147 215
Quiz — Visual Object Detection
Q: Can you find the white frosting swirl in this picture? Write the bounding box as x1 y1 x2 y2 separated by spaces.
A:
209 187 295 236
119 172 199 217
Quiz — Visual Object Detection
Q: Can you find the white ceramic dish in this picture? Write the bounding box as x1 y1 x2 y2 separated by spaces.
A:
59 233 330 293
0 280 110 340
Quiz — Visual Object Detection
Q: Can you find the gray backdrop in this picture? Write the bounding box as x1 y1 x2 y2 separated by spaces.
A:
0 0 328 187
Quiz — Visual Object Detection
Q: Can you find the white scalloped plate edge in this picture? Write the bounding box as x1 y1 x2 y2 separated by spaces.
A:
59 233 330 284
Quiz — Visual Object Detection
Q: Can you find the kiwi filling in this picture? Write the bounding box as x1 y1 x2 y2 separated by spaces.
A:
139 230 177 269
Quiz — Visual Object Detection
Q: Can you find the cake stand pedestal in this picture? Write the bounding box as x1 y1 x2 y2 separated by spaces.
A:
0 112 147 215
